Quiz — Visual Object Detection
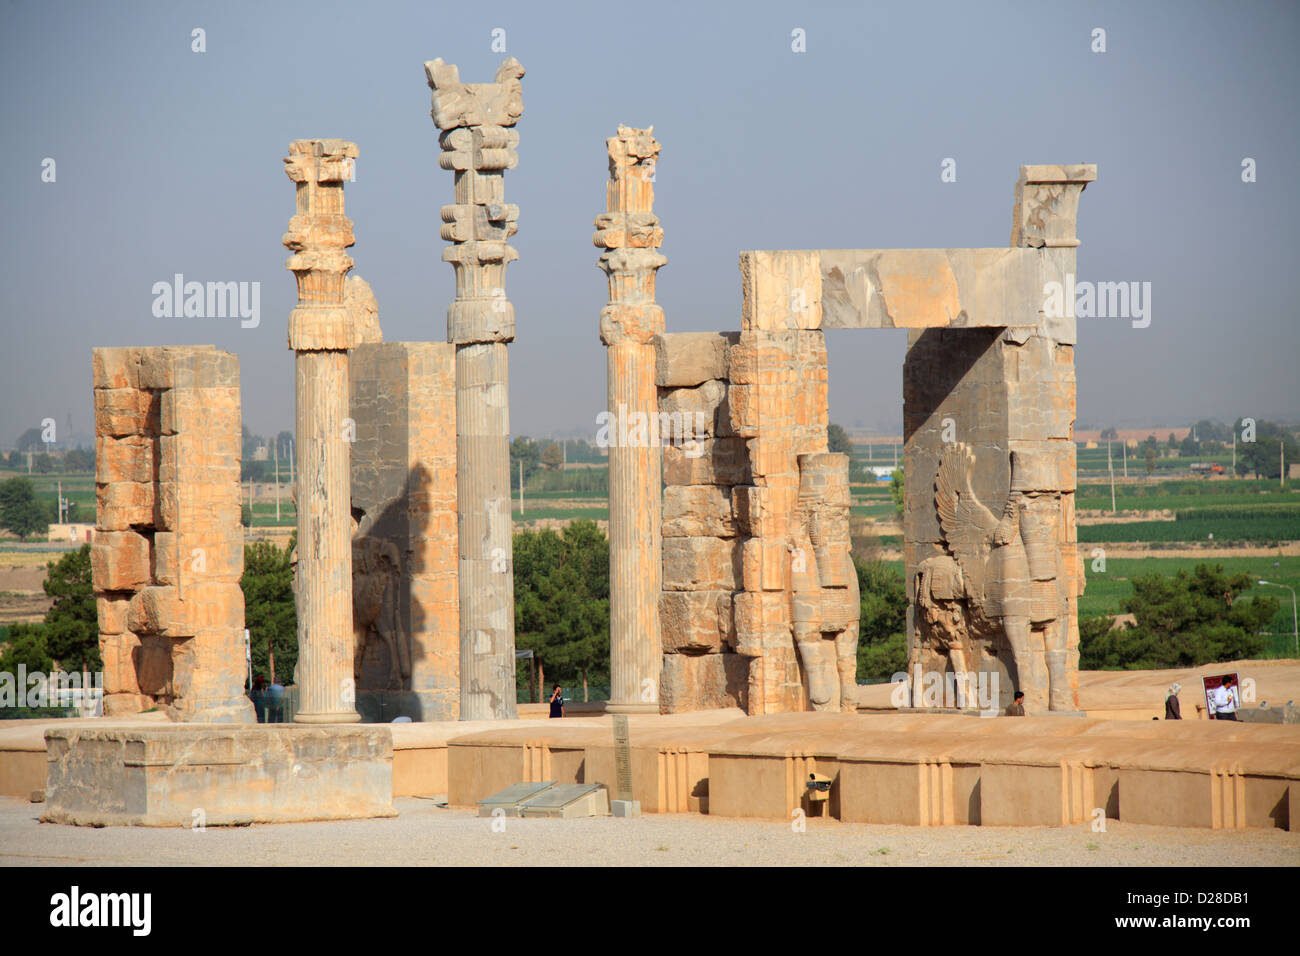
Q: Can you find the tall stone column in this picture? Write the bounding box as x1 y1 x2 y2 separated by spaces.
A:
283 139 362 723
426 58 524 720
595 126 666 713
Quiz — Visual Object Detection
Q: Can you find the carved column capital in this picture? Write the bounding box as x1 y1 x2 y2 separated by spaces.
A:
1010 164 1097 249
283 139 359 352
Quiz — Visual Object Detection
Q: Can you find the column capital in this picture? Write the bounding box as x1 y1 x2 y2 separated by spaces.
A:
283 140 360 351
1010 164 1097 249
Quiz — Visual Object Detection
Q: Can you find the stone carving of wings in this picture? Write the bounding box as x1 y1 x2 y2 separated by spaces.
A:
934 442 1001 605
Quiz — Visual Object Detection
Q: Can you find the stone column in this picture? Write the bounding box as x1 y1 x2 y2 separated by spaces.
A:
283 139 362 723
426 58 524 720
595 126 666 714
1008 165 1096 712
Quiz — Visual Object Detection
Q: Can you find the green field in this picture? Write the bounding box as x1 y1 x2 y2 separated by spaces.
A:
1078 517 1300 545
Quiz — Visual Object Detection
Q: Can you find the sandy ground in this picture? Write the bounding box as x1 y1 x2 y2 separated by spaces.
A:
2 796 1296 867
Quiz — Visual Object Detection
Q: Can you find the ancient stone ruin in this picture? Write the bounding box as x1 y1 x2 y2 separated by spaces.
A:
87 64 1088 728
92 345 251 723
427 57 526 720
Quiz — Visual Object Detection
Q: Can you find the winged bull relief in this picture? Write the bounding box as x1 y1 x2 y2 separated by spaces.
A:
912 442 1075 711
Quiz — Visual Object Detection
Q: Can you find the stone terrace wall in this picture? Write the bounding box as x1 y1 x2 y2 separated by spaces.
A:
92 346 252 723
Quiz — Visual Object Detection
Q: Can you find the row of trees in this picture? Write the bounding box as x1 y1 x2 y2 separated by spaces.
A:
1 448 94 474
0 540 1281 713
0 546 100 692
0 477 79 540
1080 564 1277 669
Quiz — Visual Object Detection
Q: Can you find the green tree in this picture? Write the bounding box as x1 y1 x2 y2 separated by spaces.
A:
827 423 853 456
63 448 94 472
1143 446 1156 476
15 427 44 452
1079 563 1276 670
855 557 908 680
41 545 99 672
889 468 904 517
0 477 51 541
242 539 297 683
541 441 563 470
1100 427 1118 441
510 437 542 490
0 622 54 674
513 520 609 699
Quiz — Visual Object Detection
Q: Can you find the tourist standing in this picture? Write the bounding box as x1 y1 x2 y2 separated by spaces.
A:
1164 683 1182 719
1211 676 1239 721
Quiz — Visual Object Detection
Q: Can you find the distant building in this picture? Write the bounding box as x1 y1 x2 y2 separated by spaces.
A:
49 523 94 544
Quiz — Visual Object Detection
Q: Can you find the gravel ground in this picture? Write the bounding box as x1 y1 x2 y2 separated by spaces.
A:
2 796 1297 867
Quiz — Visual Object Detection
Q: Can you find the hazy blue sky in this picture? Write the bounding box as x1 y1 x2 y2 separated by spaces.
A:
2 0 1297 447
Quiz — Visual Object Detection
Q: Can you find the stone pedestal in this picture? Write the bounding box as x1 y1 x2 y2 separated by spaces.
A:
42 725 394 826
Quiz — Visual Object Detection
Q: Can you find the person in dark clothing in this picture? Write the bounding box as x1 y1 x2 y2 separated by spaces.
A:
548 685 565 719
250 675 267 723
1004 690 1026 716
1164 683 1182 720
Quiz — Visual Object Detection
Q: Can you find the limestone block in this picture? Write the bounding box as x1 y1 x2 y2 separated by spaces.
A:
663 438 750 486
746 435 798 478
659 380 725 439
662 485 735 538
818 247 1050 331
732 590 790 657
92 348 142 390
95 435 154 485
660 590 732 653
96 481 155 531
90 531 150 591
127 586 182 636
96 595 130 636
741 538 792 592
659 653 748 713
94 388 156 437
653 332 737 387
1006 440 1076 492
739 251 822 331
99 632 141 695
662 537 740 591
42 726 394 826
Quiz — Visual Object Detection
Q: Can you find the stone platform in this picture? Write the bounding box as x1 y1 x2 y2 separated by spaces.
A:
41 724 394 826
443 710 1300 831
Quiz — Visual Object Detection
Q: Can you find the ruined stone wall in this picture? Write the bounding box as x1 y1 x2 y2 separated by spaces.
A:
93 346 251 723
656 268 853 717
656 332 747 712
350 341 459 720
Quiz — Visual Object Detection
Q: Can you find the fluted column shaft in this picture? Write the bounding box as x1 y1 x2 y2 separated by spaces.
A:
426 57 525 719
283 138 361 723
596 126 666 714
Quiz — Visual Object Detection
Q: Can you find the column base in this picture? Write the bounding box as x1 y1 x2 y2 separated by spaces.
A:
605 702 661 715
294 711 362 724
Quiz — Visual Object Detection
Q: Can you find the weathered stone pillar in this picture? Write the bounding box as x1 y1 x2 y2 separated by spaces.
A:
283 139 361 723
595 126 666 714
426 58 524 720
